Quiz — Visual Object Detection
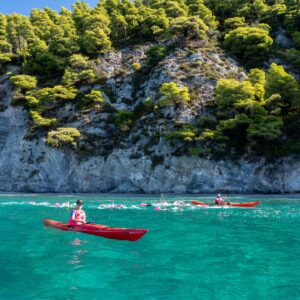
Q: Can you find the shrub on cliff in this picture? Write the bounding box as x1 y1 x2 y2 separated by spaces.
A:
30 85 77 106
81 90 105 110
46 127 81 148
30 110 57 127
283 49 300 70
10 74 38 105
84 90 104 103
10 75 37 90
0 40 13 63
209 63 300 155
185 0 218 30
169 16 208 40
159 82 190 106
224 26 273 66
62 54 97 86
132 62 141 70
165 124 197 142
146 45 168 65
224 17 246 32
265 63 300 108
115 111 134 132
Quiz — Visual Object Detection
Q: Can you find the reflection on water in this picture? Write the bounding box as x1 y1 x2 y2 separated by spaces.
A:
71 238 85 246
67 239 88 265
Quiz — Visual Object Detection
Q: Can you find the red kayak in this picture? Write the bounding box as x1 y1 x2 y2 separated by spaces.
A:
228 201 261 207
191 201 206 206
44 219 147 241
191 201 261 207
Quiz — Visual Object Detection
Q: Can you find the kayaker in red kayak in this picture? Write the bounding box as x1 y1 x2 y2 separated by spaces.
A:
69 200 86 226
214 194 230 205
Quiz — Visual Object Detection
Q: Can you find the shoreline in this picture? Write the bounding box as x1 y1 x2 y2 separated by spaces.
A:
0 192 300 198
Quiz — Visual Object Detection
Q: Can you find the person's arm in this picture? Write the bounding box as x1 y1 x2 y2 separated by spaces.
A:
82 211 86 223
70 211 76 221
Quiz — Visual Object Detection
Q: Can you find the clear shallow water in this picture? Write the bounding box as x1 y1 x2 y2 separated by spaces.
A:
0 194 299 300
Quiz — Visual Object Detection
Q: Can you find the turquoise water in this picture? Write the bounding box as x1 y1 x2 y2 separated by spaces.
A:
0 194 299 300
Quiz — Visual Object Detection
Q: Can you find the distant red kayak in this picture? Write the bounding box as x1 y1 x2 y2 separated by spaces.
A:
228 201 261 207
191 201 261 207
191 201 206 206
44 219 147 241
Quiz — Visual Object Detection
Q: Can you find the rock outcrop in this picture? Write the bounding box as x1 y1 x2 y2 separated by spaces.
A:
0 104 299 193
0 45 299 193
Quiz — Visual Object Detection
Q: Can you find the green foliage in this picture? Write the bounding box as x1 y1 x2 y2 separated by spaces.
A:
165 124 197 141
209 63 300 156
224 17 246 31
132 62 141 70
292 31 300 49
46 127 81 148
6 13 37 62
69 54 90 69
62 54 95 86
34 86 77 103
1 0 299 159
197 128 215 141
0 40 13 63
30 110 57 127
169 16 208 40
23 40 66 79
147 0 188 18
78 69 97 84
215 79 256 117
224 26 273 66
188 146 211 156
197 115 217 127
10 75 37 90
26 85 77 112
86 90 104 102
248 68 266 100
282 48 300 70
81 27 111 54
247 115 283 141
159 82 190 106
115 111 135 132
83 90 105 109
29 7 80 57
146 45 168 65
186 0 218 29
30 8 55 41
25 95 39 107
137 7 170 40
0 14 13 64
73 3 111 55
265 63 300 106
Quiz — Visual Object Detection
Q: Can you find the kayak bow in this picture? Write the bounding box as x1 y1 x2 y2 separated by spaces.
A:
43 219 148 241
191 201 261 207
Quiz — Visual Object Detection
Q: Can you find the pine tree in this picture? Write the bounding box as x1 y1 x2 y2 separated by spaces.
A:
6 13 37 62
0 14 13 63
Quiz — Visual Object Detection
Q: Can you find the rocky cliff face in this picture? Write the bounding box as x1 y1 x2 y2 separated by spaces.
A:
0 45 299 193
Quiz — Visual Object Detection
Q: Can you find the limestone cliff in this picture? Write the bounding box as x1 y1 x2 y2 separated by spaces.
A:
0 44 299 193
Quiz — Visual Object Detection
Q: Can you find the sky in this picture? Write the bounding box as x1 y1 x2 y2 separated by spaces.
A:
0 0 100 15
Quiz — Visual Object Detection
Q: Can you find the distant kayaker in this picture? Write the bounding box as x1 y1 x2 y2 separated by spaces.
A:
215 194 226 205
69 200 86 226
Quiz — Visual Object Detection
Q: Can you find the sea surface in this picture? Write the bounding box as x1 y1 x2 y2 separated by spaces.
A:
0 194 299 300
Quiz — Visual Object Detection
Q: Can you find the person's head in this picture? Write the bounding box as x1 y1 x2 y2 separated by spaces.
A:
76 199 84 208
217 194 221 198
